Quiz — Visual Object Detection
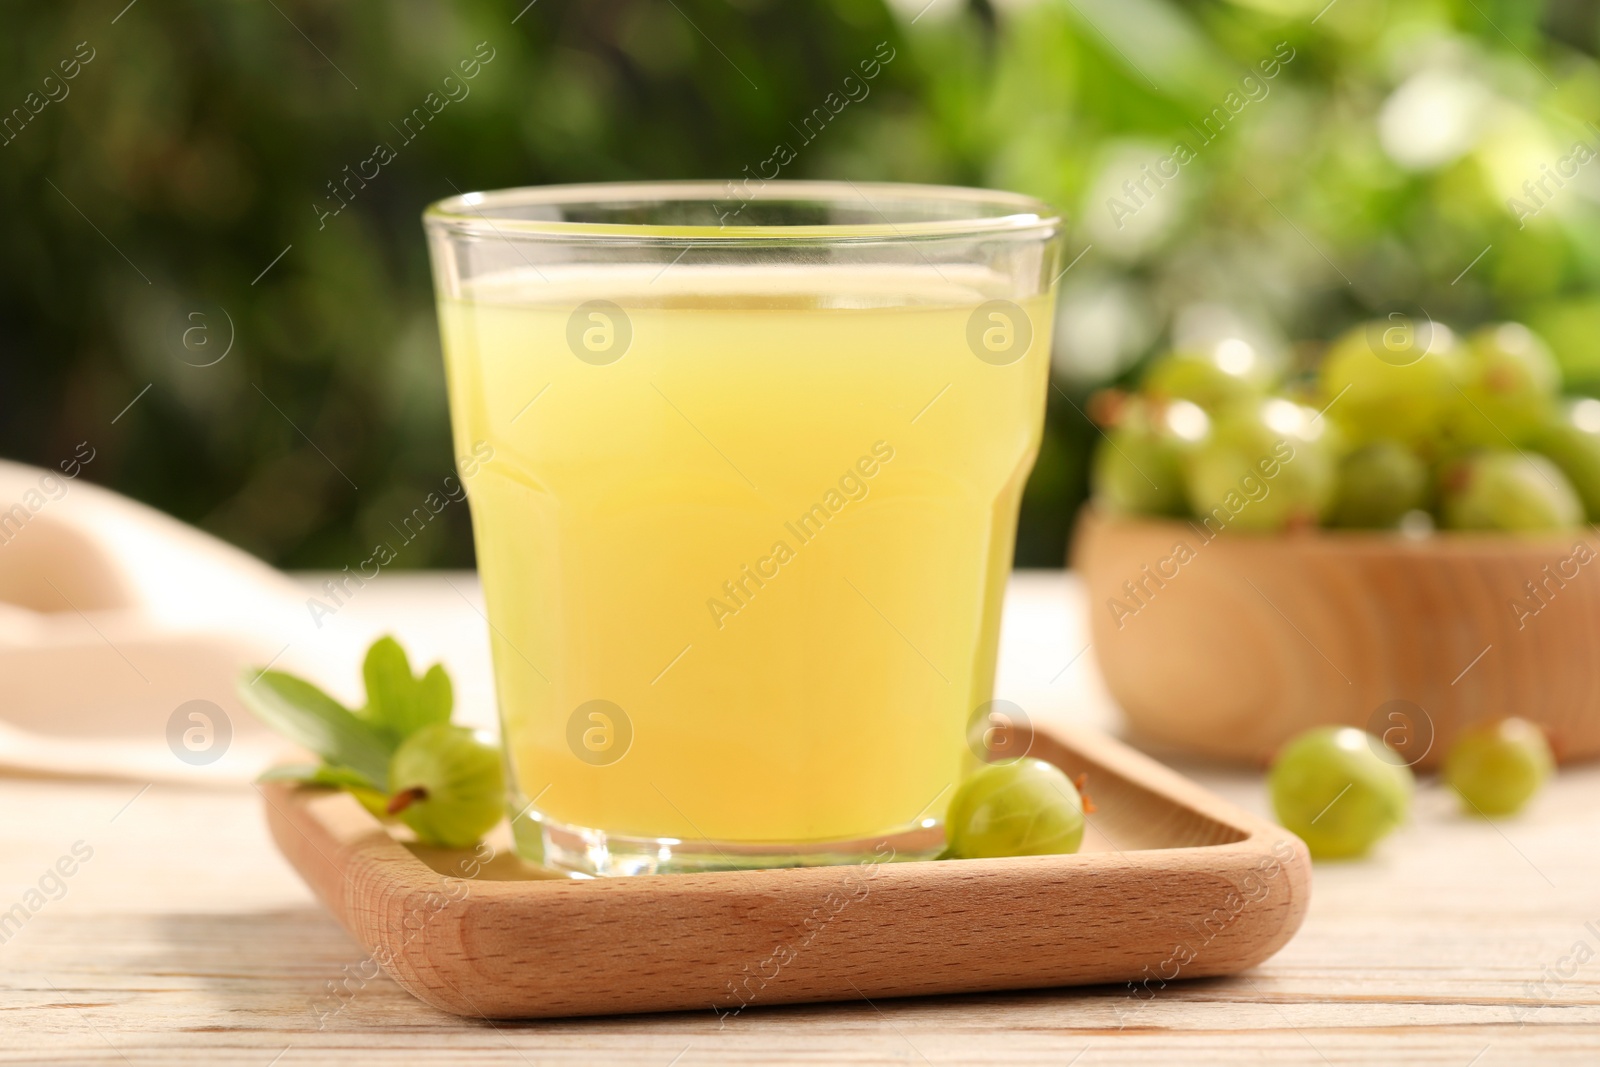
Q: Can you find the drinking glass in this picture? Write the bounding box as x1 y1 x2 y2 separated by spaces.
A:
424 181 1061 874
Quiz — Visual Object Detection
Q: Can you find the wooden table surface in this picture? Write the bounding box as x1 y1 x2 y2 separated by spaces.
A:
5 571 1599 1065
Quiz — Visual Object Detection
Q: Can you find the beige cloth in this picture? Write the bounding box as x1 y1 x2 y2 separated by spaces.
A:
0 459 360 783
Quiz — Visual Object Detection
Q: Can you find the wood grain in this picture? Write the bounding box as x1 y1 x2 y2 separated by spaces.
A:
262 724 1310 1019
1075 508 1600 769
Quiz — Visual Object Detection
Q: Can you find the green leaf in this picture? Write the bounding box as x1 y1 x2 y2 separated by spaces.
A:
258 763 391 819
257 763 325 784
236 669 393 786
259 762 380 791
359 635 453 742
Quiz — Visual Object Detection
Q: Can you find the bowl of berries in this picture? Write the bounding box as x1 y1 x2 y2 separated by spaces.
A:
1074 321 1600 770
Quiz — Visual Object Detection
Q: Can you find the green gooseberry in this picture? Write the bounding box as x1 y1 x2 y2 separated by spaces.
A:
387 723 505 848
1444 718 1554 817
945 757 1086 860
1269 726 1412 860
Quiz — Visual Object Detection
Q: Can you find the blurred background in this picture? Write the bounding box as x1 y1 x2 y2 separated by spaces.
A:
3 0 1598 568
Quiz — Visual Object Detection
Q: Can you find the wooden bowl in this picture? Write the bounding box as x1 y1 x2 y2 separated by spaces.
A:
1073 507 1600 769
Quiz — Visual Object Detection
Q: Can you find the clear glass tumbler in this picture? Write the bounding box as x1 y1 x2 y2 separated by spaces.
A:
424 181 1061 874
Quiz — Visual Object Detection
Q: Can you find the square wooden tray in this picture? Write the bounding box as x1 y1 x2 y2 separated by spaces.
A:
261 724 1310 1019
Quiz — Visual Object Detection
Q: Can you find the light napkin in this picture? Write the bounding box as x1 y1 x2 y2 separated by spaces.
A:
0 459 364 784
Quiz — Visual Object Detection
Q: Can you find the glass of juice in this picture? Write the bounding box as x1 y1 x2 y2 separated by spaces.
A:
424 182 1061 875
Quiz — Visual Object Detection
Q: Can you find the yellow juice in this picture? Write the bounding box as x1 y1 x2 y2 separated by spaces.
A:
439 265 1052 846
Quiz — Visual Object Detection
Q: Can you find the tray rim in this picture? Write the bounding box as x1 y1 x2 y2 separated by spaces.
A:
1076 504 1600 559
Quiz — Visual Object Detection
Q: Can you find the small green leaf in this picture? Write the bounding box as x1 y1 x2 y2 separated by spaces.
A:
359 635 453 742
236 669 393 786
360 636 411 727
416 663 453 729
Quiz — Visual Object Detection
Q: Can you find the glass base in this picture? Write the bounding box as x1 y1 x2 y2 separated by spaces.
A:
513 808 946 876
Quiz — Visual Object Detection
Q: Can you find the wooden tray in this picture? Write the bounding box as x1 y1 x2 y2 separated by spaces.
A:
262 723 1311 1020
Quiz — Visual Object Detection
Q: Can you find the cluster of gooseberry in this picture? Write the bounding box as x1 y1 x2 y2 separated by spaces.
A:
1269 718 1554 860
1091 323 1600 533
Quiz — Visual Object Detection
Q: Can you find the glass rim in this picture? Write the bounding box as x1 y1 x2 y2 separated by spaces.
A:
422 180 1060 243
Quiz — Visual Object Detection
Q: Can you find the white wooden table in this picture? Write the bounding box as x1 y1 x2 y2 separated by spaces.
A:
4 572 1599 1064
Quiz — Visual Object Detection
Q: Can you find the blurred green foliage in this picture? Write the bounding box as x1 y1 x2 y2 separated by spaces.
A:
3 0 1599 568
